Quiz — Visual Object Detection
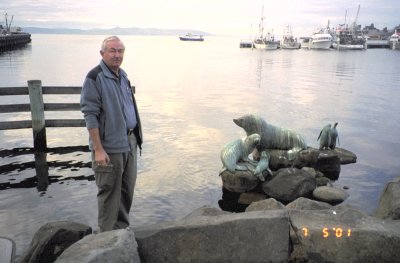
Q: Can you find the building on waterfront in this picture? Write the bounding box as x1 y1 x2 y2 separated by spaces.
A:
362 23 391 40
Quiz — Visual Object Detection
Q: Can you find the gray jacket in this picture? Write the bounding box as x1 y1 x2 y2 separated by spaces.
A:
80 60 143 153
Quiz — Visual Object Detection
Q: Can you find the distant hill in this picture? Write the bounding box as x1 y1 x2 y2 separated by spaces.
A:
23 26 210 36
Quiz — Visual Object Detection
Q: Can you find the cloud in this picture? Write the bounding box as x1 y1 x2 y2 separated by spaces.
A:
1 0 399 36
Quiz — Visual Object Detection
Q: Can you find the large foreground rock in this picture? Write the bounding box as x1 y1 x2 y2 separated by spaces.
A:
134 210 290 263
374 176 400 220
55 229 140 263
289 208 400 262
18 221 91 263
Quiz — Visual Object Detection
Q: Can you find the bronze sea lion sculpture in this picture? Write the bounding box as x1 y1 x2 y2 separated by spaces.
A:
220 133 261 173
318 124 332 150
233 114 307 158
329 122 339 149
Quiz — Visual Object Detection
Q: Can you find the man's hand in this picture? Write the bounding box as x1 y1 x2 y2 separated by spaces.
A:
88 128 110 166
95 148 110 166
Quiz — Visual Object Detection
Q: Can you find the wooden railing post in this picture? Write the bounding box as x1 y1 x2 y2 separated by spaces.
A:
28 80 47 152
28 80 49 187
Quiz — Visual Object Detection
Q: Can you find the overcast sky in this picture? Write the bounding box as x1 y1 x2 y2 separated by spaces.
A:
1 0 399 36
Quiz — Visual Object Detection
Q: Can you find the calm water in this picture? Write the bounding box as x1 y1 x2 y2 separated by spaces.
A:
1 34 400 257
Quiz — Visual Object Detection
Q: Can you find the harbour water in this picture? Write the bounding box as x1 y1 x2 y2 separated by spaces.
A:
0 34 400 258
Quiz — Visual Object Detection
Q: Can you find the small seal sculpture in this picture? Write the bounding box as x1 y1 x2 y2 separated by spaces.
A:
220 133 261 173
318 124 332 150
329 122 339 149
233 114 307 160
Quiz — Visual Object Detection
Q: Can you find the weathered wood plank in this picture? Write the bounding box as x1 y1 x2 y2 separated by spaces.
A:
0 103 82 113
42 86 82 94
0 119 85 130
0 86 82 96
0 104 31 113
0 120 32 130
0 87 28 96
44 103 81 111
46 119 86 127
0 85 136 96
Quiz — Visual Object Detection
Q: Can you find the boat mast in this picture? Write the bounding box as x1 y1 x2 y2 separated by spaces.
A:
4 12 14 33
351 5 360 37
258 6 265 38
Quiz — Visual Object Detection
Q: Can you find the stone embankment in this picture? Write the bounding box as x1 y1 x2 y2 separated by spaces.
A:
18 176 400 263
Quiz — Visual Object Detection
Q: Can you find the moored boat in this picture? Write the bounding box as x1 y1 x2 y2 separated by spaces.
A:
179 33 204 41
389 29 400 50
332 30 367 50
253 6 279 50
332 5 367 50
0 13 31 52
280 25 300 49
309 29 333 50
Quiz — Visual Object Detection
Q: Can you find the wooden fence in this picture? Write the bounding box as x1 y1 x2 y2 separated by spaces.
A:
0 80 85 152
0 80 88 189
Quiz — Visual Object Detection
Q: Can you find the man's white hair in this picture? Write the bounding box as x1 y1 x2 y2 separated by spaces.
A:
101 36 124 52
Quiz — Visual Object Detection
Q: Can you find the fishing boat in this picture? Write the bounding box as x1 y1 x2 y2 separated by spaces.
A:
306 20 333 50
253 6 279 50
389 29 400 50
0 13 31 52
280 25 300 49
332 5 367 50
179 33 204 41
333 29 367 50
309 28 333 50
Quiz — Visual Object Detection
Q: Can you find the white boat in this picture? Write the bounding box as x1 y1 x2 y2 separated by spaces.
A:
332 5 367 50
253 6 279 50
179 33 204 41
389 29 400 50
308 21 333 50
280 25 300 49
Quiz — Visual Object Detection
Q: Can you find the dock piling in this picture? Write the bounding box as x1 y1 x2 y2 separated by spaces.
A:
28 80 47 152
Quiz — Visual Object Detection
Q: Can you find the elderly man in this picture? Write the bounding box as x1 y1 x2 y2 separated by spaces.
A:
81 36 143 232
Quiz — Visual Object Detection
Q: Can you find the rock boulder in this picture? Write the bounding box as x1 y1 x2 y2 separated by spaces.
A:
18 221 91 263
262 168 317 203
55 229 140 263
289 208 400 262
374 176 400 220
134 210 290 263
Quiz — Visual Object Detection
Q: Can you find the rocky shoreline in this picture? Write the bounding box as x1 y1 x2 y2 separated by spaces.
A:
17 174 400 263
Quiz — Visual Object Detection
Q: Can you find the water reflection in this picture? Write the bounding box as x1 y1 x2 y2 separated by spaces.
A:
0 146 92 191
1 35 400 258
